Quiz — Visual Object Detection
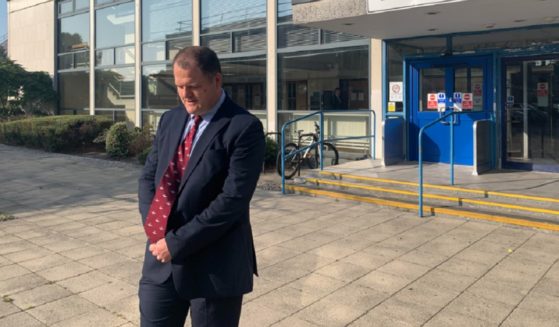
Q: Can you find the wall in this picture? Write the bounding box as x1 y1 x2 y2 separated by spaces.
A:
8 0 55 75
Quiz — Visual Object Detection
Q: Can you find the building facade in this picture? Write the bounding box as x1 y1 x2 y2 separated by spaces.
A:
7 0 380 157
294 0 559 172
9 0 559 173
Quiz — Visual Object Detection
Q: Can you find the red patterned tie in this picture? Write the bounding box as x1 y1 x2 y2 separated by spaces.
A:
144 115 202 244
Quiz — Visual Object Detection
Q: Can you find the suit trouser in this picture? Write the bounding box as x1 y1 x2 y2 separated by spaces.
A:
139 276 243 327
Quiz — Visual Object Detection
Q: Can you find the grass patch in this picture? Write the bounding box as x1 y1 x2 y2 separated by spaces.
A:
0 212 16 222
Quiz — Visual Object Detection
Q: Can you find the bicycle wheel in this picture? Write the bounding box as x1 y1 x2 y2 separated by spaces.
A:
317 142 339 167
276 143 300 179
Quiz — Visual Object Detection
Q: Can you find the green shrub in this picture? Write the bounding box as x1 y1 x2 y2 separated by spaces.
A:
105 122 130 158
264 136 278 169
137 146 152 165
129 126 154 157
0 115 112 152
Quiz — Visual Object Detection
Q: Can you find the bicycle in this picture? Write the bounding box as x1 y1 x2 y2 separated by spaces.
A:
277 122 339 179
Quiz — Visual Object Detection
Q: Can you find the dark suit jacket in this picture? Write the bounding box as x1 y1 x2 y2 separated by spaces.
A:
138 96 265 299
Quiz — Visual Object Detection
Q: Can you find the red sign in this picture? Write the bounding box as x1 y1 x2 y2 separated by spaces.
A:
427 93 437 110
473 83 482 96
462 93 473 110
537 83 549 97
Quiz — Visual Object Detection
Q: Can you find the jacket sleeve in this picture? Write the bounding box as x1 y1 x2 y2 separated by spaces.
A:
165 117 265 261
137 114 164 224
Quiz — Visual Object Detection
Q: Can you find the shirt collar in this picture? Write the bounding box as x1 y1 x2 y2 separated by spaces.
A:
191 89 225 123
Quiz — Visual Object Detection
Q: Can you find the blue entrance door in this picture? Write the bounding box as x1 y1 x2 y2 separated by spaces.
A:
408 55 493 165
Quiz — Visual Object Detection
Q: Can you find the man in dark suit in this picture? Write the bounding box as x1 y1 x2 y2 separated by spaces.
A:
138 46 265 327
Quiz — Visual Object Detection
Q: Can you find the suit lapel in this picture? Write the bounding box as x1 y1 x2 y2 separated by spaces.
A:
179 98 231 189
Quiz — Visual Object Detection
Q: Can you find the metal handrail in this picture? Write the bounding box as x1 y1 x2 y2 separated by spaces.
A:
280 109 377 194
418 110 460 217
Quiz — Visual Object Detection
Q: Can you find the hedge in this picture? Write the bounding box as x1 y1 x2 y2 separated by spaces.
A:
0 115 113 152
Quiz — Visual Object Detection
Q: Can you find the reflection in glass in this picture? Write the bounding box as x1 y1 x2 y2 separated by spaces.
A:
95 67 135 110
168 38 193 60
59 13 89 53
142 0 192 42
96 2 135 49
201 0 266 33
387 37 447 113
277 24 319 48
58 71 89 112
96 109 134 123
96 48 114 66
201 0 266 53
278 47 368 111
221 55 266 110
143 42 166 62
419 67 445 112
142 65 178 109
75 0 89 10
142 110 166 132
59 1 73 15
453 27 559 54
58 51 89 69
505 59 559 166
115 46 135 65
454 67 483 112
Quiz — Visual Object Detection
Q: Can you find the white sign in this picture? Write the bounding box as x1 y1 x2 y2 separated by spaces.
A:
453 92 462 112
389 82 403 102
367 0 455 13
437 92 446 112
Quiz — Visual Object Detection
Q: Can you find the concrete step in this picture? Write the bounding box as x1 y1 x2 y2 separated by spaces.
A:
285 171 559 232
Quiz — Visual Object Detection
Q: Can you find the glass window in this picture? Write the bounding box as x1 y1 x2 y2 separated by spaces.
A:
386 37 447 112
115 45 135 65
201 0 266 53
59 1 73 14
142 0 192 43
278 46 369 111
95 48 115 66
168 38 193 60
142 64 178 109
233 28 266 52
96 109 135 123
143 42 166 62
221 55 266 110
277 24 319 48
277 0 319 49
96 2 135 49
453 27 559 54
277 0 362 49
201 0 266 34
322 30 363 44
418 67 445 112
59 13 89 53
58 51 89 69
95 67 135 110
75 0 89 10
58 71 90 112
454 66 483 112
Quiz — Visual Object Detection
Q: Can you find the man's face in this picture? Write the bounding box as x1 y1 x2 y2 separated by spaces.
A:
173 62 222 116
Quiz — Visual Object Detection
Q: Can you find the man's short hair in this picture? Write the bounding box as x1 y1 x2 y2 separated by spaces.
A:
172 46 222 77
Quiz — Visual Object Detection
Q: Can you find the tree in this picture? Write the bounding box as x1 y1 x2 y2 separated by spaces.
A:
0 54 57 119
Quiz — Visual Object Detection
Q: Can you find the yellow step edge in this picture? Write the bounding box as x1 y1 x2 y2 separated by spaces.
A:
286 185 559 232
306 177 559 216
320 171 559 204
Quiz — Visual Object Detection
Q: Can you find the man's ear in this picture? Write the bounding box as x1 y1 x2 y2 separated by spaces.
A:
214 72 223 88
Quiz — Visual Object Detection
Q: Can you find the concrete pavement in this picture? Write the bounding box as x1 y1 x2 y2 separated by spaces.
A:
0 144 558 326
